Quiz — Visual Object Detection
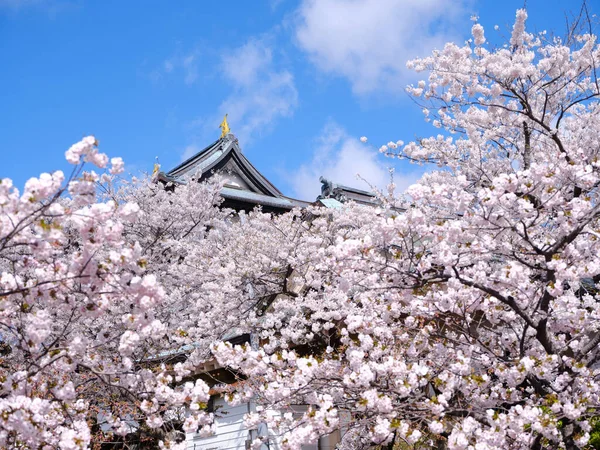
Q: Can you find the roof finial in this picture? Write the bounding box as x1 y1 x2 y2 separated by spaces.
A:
219 114 230 138
151 156 161 181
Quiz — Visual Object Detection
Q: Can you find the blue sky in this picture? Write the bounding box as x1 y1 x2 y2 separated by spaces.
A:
0 0 591 201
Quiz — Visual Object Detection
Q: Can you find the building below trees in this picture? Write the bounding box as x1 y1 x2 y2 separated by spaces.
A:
154 131 375 450
156 132 379 213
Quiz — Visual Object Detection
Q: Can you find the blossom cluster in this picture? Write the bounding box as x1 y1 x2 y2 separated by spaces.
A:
0 139 214 449
5 8 600 450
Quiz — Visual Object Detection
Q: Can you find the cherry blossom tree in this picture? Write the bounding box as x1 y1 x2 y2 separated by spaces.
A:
0 140 213 450
203 8 600 450
5 7 600 450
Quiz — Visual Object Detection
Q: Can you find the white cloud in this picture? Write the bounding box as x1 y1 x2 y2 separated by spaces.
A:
269 0 285 10
180 144 201 162
221 41 271 87
289 121 422 201
295 0 468 95
182 54 198 85
180 35 299 160
217 38 298 145
161 49 201 86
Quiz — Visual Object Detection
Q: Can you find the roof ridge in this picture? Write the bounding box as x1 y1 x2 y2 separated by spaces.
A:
166 138 223 177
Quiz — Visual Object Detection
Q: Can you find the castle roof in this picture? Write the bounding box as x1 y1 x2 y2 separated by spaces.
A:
158 134 310 212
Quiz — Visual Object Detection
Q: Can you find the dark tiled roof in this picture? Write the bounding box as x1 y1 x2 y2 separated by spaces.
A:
161 133 381 212
221 187 308 210
161 134 308 212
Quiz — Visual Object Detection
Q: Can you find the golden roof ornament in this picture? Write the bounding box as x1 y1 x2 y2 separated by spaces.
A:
152 157 160 181
219 114 230 138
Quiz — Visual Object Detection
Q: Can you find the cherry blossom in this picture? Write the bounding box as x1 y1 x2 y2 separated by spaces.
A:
4 7 600 450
